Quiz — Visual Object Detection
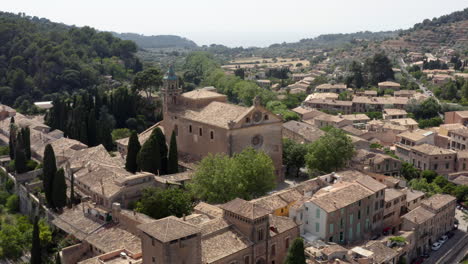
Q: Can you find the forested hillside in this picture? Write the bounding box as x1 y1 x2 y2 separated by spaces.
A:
112 32 198 49
0 12 142 111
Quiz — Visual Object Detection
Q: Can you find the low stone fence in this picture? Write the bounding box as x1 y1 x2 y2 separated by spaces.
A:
15 168 43 183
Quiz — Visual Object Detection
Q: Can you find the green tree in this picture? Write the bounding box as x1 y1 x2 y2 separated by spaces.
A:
189 148 276 203
97 106 115 151
132 67 163 99
136 187 193 219
421 170 438 183
364 52 395 85
8 117 15 159
43 144 57 207
167 131 179 174
153 128 168 175
22 127 31 160
6 194 19 213
284 238 306 264
0 224 24 259
125 130 141 173
453 185 468 202
400 163 420 180
283 138 307 177
305 127 355 174
31 216 41 264
14 145 27 174
137 133 161 174
87 110 97 147
52 169 67 210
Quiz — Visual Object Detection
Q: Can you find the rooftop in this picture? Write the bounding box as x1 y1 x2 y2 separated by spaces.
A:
421 194 456 211
282 120 325 142
378 81 401 87
365 241 398 264
221 198 270 219
316 83 347 89
384 188 404 202
411 144 456 156
138 216 200 243
398 129 433 142
310 182 373 213
181 89 227 100
404 189 425 202
402 206 434 224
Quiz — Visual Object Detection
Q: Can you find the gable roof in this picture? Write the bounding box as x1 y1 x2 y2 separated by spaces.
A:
138 216 200 243
221 198 270 219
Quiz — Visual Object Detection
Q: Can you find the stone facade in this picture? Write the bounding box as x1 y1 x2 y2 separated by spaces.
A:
160 67 284 180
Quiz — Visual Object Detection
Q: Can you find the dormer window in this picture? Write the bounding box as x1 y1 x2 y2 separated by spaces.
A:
264 114 269 120
246 117 250 123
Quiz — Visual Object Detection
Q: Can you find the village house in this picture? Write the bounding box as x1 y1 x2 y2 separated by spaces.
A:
383 109 408 120
404 189 426 211
304 92 339 101
251 188 303 217
292 73 313 81
445 110 468 125
290 171 386 245
401 194 456 259
256 79 272 89
448 127 468 151
352 96 409 113
382 188 406 235
448 172 468 186
350 149 402 176
159 66 284 180
431 74 454 85
291 106 324 121
0 104 15 122
394 90 417 98
138 198 300 264
389 118 418 131
395 129 435 162
308 114 353 129
341 114 370 127
282 120 325 144
378 81 401 91
315 83 347 93
303 99 353 114
408 144 457 175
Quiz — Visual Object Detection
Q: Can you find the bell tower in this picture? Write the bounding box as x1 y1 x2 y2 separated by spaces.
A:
161 65 181 114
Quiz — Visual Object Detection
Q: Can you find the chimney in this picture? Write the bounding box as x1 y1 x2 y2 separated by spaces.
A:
183 214 186 221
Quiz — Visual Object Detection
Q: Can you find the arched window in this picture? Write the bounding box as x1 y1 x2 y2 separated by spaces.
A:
270 244 276 256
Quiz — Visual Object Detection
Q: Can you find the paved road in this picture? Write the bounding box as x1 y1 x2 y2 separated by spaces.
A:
423 229 467 264
397 57 436 100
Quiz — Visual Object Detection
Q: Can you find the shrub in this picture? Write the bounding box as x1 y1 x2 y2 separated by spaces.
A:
6 194 19 213
26 160 38 172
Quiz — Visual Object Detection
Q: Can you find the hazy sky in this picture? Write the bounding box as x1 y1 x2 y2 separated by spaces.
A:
2 0 467 47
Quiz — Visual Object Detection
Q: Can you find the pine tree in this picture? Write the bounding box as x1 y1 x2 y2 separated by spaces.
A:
8 117 16 159
125 130 141 173
14 145 27 174
52 168 67 210
43 144 57 207
153 127 168 175
87 109 97 147
22 127 31 160
137 134 160 174
284 238 306 264
31 216 41 264
167 130 179 174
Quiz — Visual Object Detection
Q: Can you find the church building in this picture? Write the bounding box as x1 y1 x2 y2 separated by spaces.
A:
161 66 284 181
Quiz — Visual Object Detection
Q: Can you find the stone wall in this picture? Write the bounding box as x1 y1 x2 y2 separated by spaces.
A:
60 243 89 264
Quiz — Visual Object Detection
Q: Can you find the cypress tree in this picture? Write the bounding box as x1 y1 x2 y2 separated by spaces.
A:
55 253 61 264
52 168 67 210
31 216 41 264
14 145 27 174
87 109 97 147
125 131 141 173
153 128 168 175
284 238 306 264
8 117 15 159
69 172 75 208
167 130 179 174
137 134 160 174
43 144 57 207
22 127 31 160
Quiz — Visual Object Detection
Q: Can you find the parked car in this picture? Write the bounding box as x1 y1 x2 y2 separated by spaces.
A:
432 242 442 251
438 235 448 244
